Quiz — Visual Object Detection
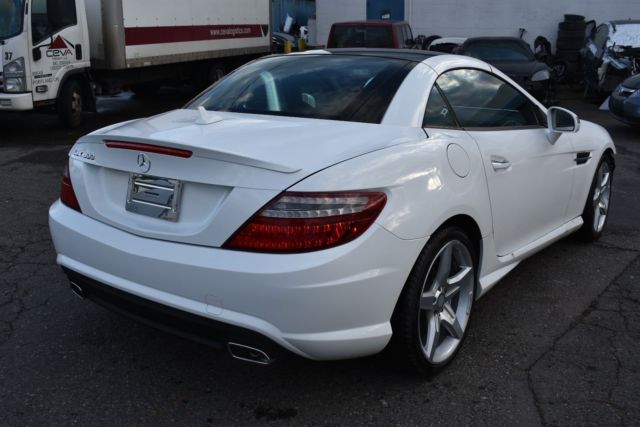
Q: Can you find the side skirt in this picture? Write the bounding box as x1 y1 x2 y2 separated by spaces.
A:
476 216 584 298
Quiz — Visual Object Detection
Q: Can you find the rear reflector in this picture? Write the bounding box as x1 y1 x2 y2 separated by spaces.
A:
105 141 193 158
223 192 387 253
61 161 81 212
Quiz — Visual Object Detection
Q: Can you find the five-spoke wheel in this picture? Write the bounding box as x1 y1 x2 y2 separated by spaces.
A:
592 160 611 233
419 240 475 364
392 227 476 375
579 154 614 241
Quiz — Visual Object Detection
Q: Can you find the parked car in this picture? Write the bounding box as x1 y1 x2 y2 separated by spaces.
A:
426 37 467 53
326 20 415 48
582 20 640 96
456 37 553 101
49 49 615 375
609 73 640 126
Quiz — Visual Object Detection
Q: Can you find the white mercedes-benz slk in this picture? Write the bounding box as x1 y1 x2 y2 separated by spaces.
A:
49 49 615 374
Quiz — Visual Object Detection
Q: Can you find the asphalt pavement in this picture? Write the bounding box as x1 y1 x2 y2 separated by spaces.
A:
0 89 639 426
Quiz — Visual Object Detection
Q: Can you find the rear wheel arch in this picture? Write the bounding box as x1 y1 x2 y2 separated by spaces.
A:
55 69 91 102
433 214 483 270
389 221 479 374
392 213 483 316
56 70 95 127
603 148 615 169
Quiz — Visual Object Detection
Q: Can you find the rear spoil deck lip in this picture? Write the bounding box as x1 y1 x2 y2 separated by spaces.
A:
105 141 194 158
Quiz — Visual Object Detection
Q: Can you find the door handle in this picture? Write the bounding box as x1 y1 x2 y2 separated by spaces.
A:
491 157 511 171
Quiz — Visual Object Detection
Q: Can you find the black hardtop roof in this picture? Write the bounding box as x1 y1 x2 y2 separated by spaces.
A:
323 48 444 62
463 37 529 44
332 20 409 26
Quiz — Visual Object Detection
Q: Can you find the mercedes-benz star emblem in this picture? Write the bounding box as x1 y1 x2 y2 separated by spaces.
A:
137 153 151 173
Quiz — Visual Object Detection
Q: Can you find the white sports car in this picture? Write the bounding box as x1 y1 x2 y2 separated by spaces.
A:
49 49 615 374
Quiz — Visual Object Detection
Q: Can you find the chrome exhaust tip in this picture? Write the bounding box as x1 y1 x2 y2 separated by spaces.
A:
69 281 85 299
227 342 273 365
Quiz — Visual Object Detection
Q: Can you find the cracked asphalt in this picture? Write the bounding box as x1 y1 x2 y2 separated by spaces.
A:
0 89 639 426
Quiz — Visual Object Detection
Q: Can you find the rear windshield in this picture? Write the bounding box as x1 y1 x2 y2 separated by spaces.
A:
188 55 414 124
330 25 394 48
462 41 534 62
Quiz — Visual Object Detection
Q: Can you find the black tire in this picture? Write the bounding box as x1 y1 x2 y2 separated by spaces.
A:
57 80 83 129
556 38 585 50
564 14 585 22
422 35 442 50
559 21 586 31
390 227 477 376
578 154 614 241
558 29 586 39
555 49 581 61
552 60 568 82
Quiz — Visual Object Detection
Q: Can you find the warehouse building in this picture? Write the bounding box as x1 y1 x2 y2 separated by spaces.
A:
306 0 640 48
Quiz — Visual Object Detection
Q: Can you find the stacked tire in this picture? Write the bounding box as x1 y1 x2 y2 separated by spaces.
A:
554 14 586 83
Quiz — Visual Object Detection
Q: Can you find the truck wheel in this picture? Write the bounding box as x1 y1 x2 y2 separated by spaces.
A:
58 80 83 129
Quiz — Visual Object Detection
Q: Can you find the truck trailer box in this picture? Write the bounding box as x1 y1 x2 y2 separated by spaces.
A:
85 0 271 70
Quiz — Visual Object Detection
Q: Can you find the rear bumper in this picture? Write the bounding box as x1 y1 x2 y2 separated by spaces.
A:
0 92 33 111
49 200 426 360
63 267 290 361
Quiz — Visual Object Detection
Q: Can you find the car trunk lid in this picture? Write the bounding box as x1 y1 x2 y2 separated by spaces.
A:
69 109 423 247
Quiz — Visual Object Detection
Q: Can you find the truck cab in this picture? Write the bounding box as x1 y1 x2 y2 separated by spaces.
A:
1 0 91 127
1 0 271 128
326 20 415 49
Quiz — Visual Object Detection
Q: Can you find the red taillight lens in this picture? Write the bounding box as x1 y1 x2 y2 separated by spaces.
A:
61 161 81 212
223 192 387 253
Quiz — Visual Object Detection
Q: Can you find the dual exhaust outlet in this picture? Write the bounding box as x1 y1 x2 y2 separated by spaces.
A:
69 282 274 365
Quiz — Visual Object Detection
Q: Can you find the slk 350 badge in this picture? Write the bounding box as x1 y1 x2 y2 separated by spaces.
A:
72 149 96 161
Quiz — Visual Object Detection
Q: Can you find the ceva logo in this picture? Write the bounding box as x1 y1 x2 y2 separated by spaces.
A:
46 36 75 58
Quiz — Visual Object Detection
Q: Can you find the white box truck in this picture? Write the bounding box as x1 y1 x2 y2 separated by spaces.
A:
0 0 271 127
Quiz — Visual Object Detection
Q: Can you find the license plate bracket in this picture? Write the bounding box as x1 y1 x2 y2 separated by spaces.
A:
126 174 182 221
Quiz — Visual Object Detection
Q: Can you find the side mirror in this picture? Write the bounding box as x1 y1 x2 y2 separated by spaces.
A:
546 106 580 144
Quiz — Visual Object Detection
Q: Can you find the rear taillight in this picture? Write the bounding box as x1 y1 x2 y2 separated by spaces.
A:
61 161 81 212
223 192 387 253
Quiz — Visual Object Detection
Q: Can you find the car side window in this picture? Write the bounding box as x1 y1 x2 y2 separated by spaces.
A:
436 69 544 129
423 84 458 128
592 25 609 49
31 0 77 44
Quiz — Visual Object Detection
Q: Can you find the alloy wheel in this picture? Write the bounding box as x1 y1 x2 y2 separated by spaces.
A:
592 161 611 233
418 240 474 364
